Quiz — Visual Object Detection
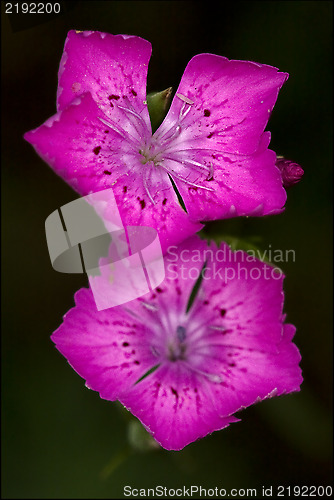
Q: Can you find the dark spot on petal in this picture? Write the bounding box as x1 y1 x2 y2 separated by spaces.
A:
156 287 163 293
131 89 137 96
104 130 109 133
171 387 178 398
108 94 120 100
203 300 209 305
162 198 167 205
123 186 127 193
222 156 235 163
229 362 236 367
220 309 227 317
104 170 111 175
204 109 211 117
122 95 127 99
176 287 181 295
240 367 248 373
131 350 136 354
188 187 198 193
206 174 214 181
139 199 146 209
109 102 114 108
134 360 140 365
93 146 101 155
207 132 214 138
122 342 129 347
194 388 198 393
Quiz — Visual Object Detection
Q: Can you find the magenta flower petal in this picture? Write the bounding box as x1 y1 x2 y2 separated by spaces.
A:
51 236 302 450
57 31 152 120
155 54 288 218
52 288 159 400
171 132 286 220
118 364 239 451
25 31 291 246
162 54 288 155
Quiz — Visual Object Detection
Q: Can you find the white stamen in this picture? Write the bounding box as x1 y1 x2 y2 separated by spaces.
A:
181 157 211 173
143 167 156 205
98 117 140 148
209 325 226 331
157 162 214 192
116 99 149 140
176 93 194 105
183 362 222 384
151 345 160 357
179 102 192 120
157 124 182 145
141 301 158 312
117 102 148 130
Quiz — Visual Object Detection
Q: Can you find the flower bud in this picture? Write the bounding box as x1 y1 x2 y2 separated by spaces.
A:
276 156 304 188
146 87 173 132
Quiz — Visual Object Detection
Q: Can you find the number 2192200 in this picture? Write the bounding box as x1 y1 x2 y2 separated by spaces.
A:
5 3 61 14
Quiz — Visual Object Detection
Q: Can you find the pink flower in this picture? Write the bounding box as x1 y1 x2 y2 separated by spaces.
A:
25 30 288 253
51 236 302 450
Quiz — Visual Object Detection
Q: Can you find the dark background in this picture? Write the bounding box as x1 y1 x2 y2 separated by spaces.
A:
1 1 332 498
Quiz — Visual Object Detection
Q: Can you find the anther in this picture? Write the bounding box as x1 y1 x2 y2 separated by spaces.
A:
176 325 186 342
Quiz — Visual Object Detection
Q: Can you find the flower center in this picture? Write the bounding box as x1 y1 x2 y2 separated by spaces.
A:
99 96 215 204
167 325 187 362
139 142 162 166
144 299 224 384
